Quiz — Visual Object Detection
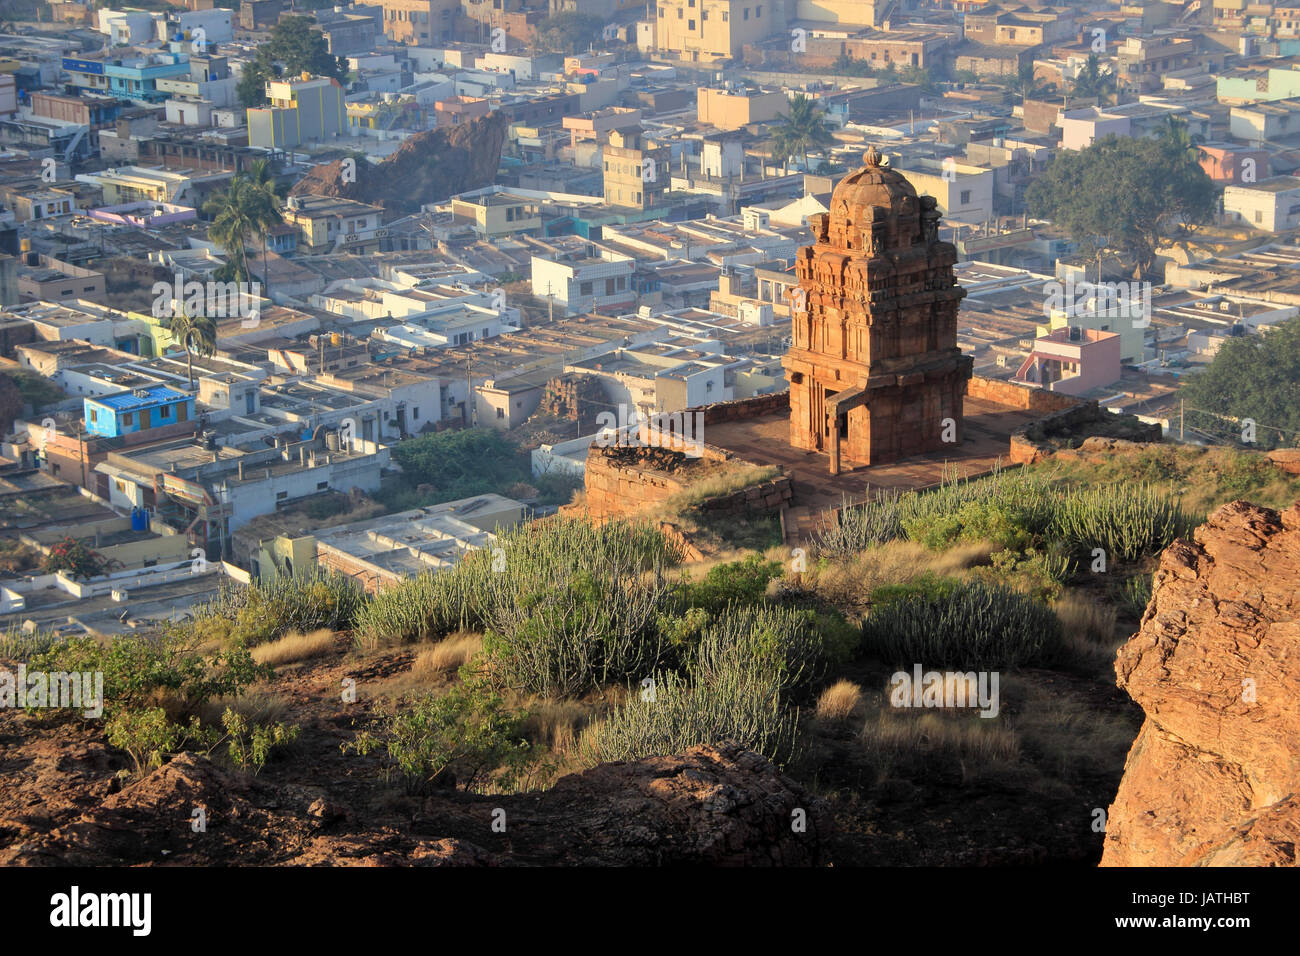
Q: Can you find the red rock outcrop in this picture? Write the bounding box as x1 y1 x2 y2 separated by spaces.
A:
1101 500 1300 866
289 111 508 215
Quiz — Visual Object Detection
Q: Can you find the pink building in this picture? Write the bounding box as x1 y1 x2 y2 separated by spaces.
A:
1015 327 1121 397
1197 144 1271 186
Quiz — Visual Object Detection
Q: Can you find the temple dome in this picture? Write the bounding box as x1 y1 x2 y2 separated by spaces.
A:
830 145 918 214
815 145 925 253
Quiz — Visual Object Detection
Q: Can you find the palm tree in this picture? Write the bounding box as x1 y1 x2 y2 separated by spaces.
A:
1156 114 1204 162
771 93 835 175
203 176 264 284
1011 62 1047 106
1071 54 1116 106
166 307 218 392
242 159 283 298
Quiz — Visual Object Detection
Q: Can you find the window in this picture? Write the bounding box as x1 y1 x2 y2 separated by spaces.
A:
960 190 971 204
276 491 288 501
123 413 134 426
580 281 593 295
158 405 171 419
413 407 419 419
317 480 329 490
722 10 728 20
756 4 762 15
702 10 708 19
496 407 505 419
658 6 664 16
89 409 97 423
743 7 749 19
688 18 695 29
678 7 682 16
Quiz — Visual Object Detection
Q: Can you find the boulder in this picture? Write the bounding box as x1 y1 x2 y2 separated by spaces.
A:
1101 500 1300 866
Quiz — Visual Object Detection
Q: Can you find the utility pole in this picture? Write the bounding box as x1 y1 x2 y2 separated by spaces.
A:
1180 399 1184 441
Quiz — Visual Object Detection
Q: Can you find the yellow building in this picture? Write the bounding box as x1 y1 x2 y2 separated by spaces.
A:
697 85 787 130
379 0 457 45
603 128 671 211
794 0 887 28
654 0 780 62
283 195 386 254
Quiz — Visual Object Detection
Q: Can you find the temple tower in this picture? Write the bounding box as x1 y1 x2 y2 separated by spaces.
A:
782 146 973 474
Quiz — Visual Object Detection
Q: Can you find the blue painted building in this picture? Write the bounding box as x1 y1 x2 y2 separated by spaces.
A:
84 385 195 438
62 54 191 105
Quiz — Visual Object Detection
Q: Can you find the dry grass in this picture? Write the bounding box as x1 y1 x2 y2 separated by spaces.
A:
859 709 1020 765
804 539 963 613
816 680 863 720
413 631 484 674
1052 591 1118 645
251 628 336 667
999 674 1139 782
522 698 589 754
198 688 291 727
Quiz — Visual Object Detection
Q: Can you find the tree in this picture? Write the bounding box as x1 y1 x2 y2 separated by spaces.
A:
242 159 283 295
1025 134 1216 279
1178 318 1300 449
204 175 268 284
1010 62 1050 105
236 15 346 108
43 536 108 580
1071 53 1116 105
166 307 218 391
771 93 835 173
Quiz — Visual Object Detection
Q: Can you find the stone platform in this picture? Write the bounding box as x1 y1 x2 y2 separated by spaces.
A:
703 396 1041 545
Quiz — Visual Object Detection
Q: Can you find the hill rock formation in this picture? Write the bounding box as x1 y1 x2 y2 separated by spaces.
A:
1102 500 1300 866
289 111 508 215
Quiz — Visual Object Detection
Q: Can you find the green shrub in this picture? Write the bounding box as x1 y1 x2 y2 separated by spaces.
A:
478 518 683 697
813 490 904 555
861 579 1062 670
1216 449 1274 498
345 679 533 794
676 555 783 613
106 707 207 777
199 572 364 647
577 603 841 766
577 669 799 766
869 573 963 608
353 558 490 649
1118 573 1154 619
0 626 60 663
220 707 299 775
1049 483 1193 564
29 631 269 717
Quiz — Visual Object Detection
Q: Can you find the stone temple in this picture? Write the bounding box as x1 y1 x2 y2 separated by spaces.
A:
782 145 973 474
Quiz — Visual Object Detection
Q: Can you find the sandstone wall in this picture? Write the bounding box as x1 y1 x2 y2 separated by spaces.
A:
967 374 1084 413
1009 401 1164 465
1101 500 1300 867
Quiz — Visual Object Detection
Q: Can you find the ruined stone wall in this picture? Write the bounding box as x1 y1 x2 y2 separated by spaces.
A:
1009 401 1164 465
967 375 1084 414
693 477 793 517
695 390 790 425
582 441 790 525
